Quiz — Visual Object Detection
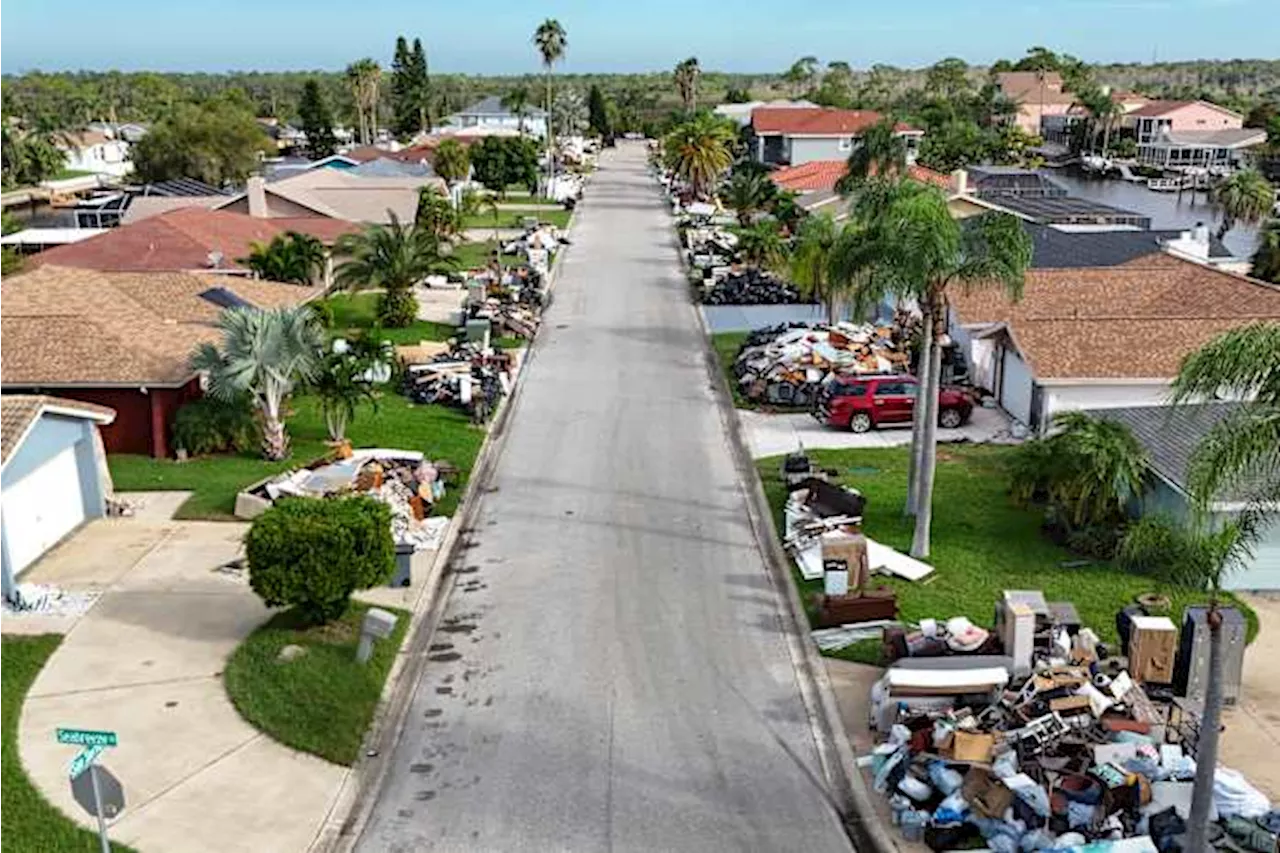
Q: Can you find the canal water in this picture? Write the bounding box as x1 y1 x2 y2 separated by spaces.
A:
1046 168 1262 259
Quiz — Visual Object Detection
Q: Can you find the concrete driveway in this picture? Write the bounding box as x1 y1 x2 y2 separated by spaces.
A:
12 493 348 853
739 404 1016 458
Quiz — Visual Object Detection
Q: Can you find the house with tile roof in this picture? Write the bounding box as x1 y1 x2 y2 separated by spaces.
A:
32 207 355 276
994 71 1078 137
947 254 1280 432
1126 100 1266 170
748 107 923 168
1 395 117 596
1 265 321 458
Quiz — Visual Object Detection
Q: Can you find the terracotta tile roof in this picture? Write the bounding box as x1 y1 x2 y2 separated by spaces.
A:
951 259 1280 380
271 217 361 242
1 265 320 387
770 161 953 193
751 107 917 137
34 208 286 272
1 395 115 465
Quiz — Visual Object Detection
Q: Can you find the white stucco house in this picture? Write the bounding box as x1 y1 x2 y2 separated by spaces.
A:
442 96 547 139
59 129 134 178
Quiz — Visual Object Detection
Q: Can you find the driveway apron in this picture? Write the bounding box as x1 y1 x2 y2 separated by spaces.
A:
357 144 852 853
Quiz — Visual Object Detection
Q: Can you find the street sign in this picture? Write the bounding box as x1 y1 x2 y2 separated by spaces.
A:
68 744 105 780
57 728 118 748
71 765 124 819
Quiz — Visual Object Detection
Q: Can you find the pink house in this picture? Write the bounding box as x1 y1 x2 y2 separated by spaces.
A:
1130 100 1266 170
995 72 1075 136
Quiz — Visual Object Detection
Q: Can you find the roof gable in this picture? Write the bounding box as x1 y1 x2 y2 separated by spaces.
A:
1129 99 1243 120
1 395 116 466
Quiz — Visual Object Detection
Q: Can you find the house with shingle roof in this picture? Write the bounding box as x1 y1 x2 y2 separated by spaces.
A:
947 253 1280 432
748 107 923 168
1126 100 1265 171
1 265 321 458
1 395 118 597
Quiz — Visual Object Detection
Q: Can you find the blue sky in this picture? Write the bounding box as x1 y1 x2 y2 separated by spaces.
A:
2 0 1274 74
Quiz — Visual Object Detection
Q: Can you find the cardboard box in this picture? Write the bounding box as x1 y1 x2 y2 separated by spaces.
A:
952 731 995 762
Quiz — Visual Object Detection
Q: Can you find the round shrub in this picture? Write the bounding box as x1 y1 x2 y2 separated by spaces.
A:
172 395 260 456
1117 514 1216 590
308 299 335 329
245 496 395 624
376 288 419 328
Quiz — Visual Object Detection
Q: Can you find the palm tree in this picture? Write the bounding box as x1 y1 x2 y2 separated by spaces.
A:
433 138 470 186
790 213 841 323
312 333 388 442
189 306 325 461
501 86 533 136
723 169 775 227
533 19 567 190
785 56 819 98
661 114 734 200
1250 219 1280 283
336 213 456 326
240 232 326 286
1169 323 1280 853
345 59 382 145
673 57 702 113
835 118 909 194
734 220 788 272
1212 168 1274 239
833 182 1032 555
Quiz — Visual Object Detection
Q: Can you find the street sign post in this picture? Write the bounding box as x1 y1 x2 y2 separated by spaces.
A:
58 727 121 853
57 728 118 748
68 744 105 780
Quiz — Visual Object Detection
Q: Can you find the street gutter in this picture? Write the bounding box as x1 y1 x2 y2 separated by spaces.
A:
309 193 583 853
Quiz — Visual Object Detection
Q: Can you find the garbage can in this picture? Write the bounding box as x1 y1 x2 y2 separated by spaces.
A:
390 543 415 587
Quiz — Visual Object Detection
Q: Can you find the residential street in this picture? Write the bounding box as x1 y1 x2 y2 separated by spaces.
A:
357 143 853 852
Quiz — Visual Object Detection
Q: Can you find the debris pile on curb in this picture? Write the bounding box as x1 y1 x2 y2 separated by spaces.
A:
3 583 99 618
702 267 805 305
860 590 1277 852
464 263 546 339
400 340 516 424
500 225 569 277
733 322 910 406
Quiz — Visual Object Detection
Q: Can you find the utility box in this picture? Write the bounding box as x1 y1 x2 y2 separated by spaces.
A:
1174 606 1246 707
390 543 415 587
1129 615 1178 685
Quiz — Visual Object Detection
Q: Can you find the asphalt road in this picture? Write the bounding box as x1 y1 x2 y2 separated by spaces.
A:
357 143 853 853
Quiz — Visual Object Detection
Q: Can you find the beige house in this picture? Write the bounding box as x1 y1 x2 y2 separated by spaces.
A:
217 170 446 225
994 71 1076 136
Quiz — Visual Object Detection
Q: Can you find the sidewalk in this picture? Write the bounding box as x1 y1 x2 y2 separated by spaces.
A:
8 492 435 853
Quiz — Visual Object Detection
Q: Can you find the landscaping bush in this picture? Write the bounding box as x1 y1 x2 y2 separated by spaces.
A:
308 299 335 329
171 395 259 456
1064 521 1127 561
245 496 395 623
376 288 418 328
1117 515 1216 589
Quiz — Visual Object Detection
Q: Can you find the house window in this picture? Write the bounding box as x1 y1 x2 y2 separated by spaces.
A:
838 137 852 152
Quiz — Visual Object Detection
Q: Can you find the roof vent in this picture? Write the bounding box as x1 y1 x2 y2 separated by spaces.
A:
206 250 224 268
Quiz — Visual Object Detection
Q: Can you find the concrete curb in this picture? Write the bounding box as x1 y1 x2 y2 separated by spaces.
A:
675 207 900 853
310 193 581 853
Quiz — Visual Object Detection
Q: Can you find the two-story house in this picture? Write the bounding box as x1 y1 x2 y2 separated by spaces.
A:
58 129 133 178
1130 100 1266 171
443 96 548 138
747 107 922 168
994 71 1076 137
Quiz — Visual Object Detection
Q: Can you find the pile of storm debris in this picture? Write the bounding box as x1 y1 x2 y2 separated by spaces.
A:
701 267 805 305
463 265 545 341
236 449 455 551
733 322 911 407
500 224 570 278
855 589 1275 852
399 339 518 425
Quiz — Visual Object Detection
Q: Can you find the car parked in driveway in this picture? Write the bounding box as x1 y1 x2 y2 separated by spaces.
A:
814 375 975 433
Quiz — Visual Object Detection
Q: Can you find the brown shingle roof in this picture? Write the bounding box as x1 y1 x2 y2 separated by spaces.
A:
1 266 320 387
1 395 115 464
995 71 1075 105
951 259 1280 380
35 207 355 270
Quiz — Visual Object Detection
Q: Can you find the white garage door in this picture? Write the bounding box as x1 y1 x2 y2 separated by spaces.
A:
999 347 1034 426
2 446 86 575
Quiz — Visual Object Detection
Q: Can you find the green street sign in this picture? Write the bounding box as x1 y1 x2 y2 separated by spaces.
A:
68 744 105 780
57 728 118 748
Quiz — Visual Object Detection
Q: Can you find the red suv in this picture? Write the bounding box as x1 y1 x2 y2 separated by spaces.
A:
815 375 974 433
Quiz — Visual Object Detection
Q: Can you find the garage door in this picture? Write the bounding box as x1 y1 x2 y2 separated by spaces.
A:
999 347 1034 426
2 445 86 575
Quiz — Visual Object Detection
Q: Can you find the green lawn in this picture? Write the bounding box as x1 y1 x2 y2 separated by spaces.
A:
447 240 523 270
711 332 753 409
326 292 459 346
223 604 409 766
2 636 138 853
757 445 1257 665
110 394 485 520
461 209 570 230
51 168 95 181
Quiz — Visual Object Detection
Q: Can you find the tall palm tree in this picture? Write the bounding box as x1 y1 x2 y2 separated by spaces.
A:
240 232 326 286
501 86 533 135
790 213 841 323
336 213 456 325
345 59 382 144
661 114 734 200
723 168 775 227
1169 323 1280 853
1212 168 1274 239
533 19 567 190
1250 219 1280 283
833 182 1032 555
835 118 909 194
189 306 325 461
673 57 702 113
